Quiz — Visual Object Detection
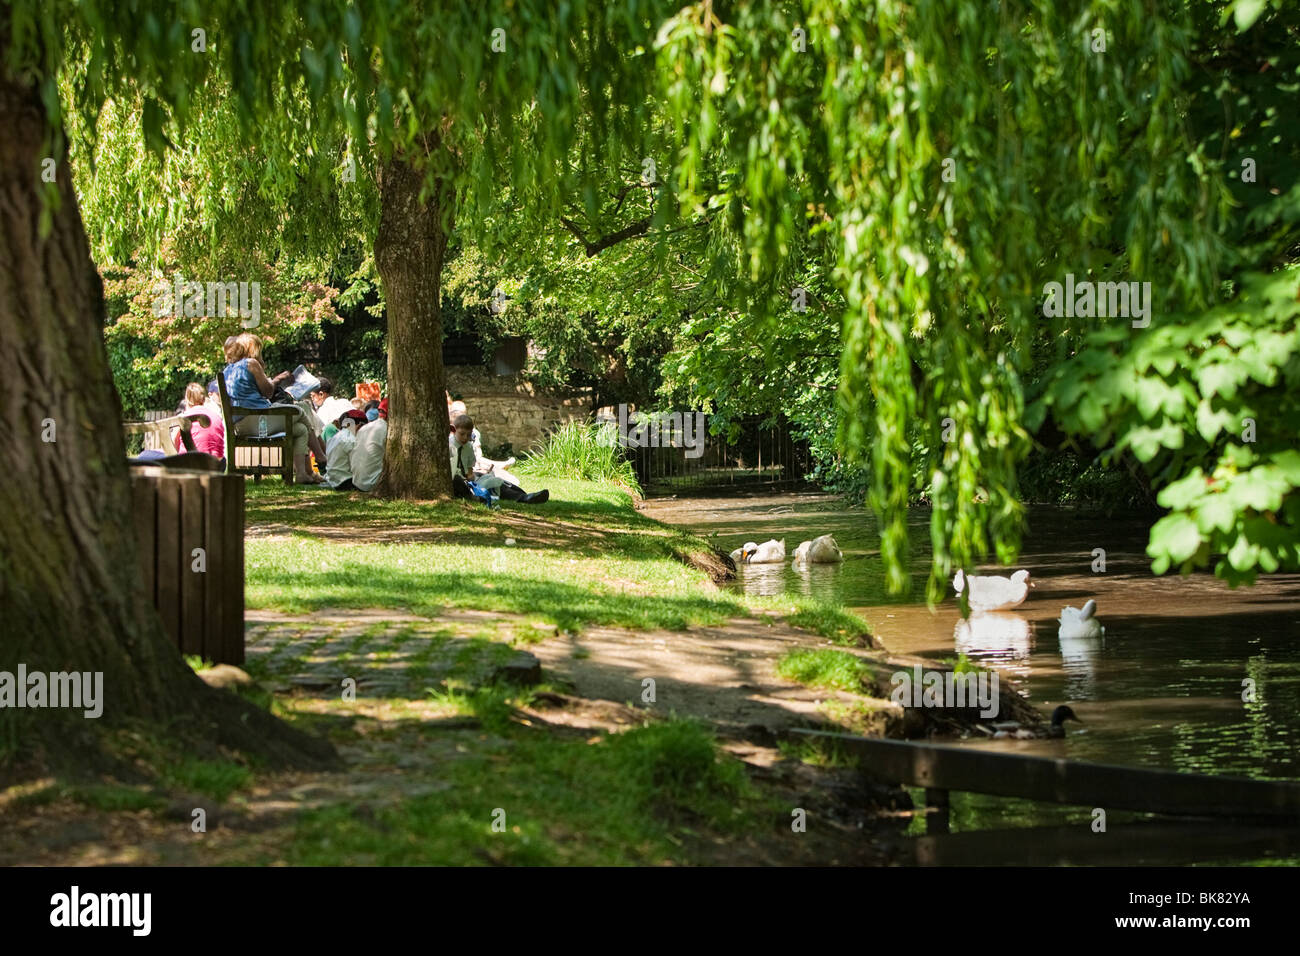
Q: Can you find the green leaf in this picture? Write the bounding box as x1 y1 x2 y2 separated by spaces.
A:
1271 449 1300 485
1134 376 1168 421
1234 0 1268 32
1157 470 1206 510
1195 400 1235 443
1195 494 1237 535
1149 512 1201 564
1227 533 1258 571
1228 466 1288 512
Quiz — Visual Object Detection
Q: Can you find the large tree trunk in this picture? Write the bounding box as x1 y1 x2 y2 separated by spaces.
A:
374 152 453 500
0 31 335 782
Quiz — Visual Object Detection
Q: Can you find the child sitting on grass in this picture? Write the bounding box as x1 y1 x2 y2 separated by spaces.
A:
450 414 548 504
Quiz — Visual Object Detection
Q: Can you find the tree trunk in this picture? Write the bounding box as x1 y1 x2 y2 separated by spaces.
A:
0 32 335 782
374 152 454 500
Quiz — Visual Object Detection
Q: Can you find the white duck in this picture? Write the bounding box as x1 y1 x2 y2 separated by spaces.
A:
730 542 757 563
952 568 1033 611
1058 599 1105 640
792 534 843 568
742 539 786 564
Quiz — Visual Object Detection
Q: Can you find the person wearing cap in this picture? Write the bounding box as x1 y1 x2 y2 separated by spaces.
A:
323 408 368 490
351 397 388 492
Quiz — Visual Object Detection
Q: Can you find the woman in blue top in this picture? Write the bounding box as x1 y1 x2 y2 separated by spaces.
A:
223 332 326 483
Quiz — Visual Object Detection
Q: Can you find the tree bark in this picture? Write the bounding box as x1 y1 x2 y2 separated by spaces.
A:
0 30 335 782
374 151 454 500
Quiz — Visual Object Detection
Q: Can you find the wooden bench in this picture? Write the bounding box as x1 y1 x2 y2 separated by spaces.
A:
123 411 225 473
216 374 296 482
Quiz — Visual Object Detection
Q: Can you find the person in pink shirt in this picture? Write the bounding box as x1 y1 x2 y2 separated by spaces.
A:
173 381 226 461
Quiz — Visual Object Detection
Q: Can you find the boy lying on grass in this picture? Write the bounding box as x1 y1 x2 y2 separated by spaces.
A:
450 414 548 505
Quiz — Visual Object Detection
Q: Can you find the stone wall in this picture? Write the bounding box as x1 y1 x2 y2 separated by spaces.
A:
445 365 591 456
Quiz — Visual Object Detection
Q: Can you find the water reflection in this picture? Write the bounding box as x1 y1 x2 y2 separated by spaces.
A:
953 611 1034 673
642 491 1300 857
735 561 787 596
1058 630 1104 699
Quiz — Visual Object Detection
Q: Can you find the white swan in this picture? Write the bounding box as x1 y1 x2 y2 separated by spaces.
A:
792 535 843 568
1058 599 1105 640
952 568 1033 611
744 539 786 564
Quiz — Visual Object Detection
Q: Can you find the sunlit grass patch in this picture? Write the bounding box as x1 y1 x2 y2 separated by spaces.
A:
753 596 873 646
776 648 874 694
777 736 862 769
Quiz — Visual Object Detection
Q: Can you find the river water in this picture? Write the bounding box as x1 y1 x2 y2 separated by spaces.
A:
641 491 1300 864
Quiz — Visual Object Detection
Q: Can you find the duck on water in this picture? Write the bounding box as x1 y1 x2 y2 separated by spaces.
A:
983 705 1083 739
952 568 1034 611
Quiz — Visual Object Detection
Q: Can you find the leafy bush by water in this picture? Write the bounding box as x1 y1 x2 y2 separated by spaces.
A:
519 421 641 493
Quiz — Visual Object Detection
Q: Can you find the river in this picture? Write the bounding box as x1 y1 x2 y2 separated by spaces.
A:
641 490 1300 864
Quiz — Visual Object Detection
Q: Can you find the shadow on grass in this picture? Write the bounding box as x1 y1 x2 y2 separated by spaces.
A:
283 717 759 866
247 560 746 631
243 478 710 563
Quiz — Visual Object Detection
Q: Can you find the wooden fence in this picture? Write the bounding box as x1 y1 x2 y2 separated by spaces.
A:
786 728 1300 831
131 469 245 664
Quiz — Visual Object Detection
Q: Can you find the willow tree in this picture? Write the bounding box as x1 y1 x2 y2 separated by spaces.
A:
1 0 669 775
58 1 669 500
649 0 1299 597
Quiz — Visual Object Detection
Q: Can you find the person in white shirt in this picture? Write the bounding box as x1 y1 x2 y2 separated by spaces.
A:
312 377 359 435
325 410 367 489
351 398 388 492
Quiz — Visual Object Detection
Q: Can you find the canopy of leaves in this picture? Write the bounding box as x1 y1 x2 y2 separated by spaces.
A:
11 0 1299 596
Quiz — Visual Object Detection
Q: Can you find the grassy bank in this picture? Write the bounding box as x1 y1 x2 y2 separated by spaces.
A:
0 475 881 866
244 478 871 643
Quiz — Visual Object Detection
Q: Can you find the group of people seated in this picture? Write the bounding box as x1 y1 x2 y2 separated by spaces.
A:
220 332 387 489
150 331 547 505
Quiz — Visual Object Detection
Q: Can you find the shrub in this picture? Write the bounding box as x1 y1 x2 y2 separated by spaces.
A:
519 420 641 493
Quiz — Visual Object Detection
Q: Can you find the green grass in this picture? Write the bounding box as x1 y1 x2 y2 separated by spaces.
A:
755 597 872 647
159 757 253 801
777 736 862 769
242 476 865 643
514 420 641 494
776 648 875 694
283 718 761 865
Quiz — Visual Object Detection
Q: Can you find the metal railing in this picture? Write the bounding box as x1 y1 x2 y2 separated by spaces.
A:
625 415 811 495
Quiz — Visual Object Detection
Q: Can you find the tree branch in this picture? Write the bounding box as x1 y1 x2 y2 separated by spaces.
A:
561 215 654 257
